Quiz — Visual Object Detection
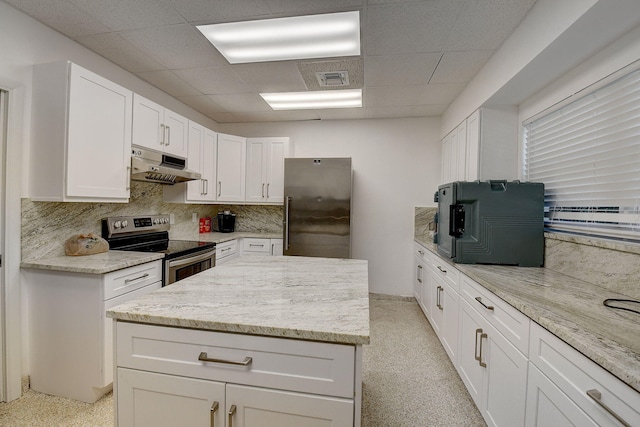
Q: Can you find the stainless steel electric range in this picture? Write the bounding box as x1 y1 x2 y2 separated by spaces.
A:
102 214 216 286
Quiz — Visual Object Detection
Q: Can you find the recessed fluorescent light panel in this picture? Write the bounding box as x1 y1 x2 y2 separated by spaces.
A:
196 11 361 64
260 89 362 110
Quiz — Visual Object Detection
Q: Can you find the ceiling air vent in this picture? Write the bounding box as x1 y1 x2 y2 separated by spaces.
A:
316 71 350 87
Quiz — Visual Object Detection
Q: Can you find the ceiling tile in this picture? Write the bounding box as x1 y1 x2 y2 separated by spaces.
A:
365 53 441 86
177 95 229 118
430 50 494 84
317 108 367 120
75 33 165 73
419 83 467 105
445 0 537 51
167 0 272 23
136 70 200 97
365 85 422 107
264 0 364 14
231 62 307 92
4 0 111 37
119 24 227 70
365 1 464 55
68 0 184 32
231 110 321 123
207 111 239 123
173 67 250 95
298 59 363 91
208 93 271 113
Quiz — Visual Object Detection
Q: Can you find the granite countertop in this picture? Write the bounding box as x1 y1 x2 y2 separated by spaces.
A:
414 236 640 394
107 256 370 345
20 232 282 274
20 251 165 274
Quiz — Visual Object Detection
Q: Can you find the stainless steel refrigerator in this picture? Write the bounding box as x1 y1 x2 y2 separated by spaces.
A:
283 158 352 258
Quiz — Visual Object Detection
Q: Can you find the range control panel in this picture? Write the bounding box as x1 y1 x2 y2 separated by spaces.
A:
102 214 170 237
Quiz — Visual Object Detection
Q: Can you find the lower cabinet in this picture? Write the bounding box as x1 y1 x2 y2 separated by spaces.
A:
118 369 353 427
427 262 459 364
458 297 528 427
114 322 361 426
241 238 283 256
216 239 239 265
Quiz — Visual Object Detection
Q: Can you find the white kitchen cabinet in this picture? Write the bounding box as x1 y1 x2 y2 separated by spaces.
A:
216 239 239 265
458 296 528 427
30 61 132 202
163 122 217 203
114 322 358 426
441 106 518 184
217 133 247 202
242 238 284 256
426 256 460 364
24 260 162 402
413 243 431 318
526 322 640 427
132 94 188 158
245 137 290 204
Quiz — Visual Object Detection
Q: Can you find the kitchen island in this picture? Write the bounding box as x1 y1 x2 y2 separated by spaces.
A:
107 256 370 427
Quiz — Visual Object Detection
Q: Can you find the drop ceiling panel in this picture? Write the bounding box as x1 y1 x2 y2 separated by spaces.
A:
136 70 200 97
298 59 363 91
365 53 441 86
208 93 272 113
177 95 228 115
419 83 467 105
365 1 464 55
231 110 321 123
445 0 537 51
430 50 494 84
365 86 423 107
119 24 227 70
173 66 250 95
231 62 308 92
3 0 111 38
75 33 165 73
264 0 364 14
167 0 273 23
68 0 184 31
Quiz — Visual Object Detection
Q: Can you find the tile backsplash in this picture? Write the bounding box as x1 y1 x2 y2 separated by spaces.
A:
22 181 283 261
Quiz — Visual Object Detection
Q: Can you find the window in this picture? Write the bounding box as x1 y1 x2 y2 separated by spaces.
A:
523 68 640 241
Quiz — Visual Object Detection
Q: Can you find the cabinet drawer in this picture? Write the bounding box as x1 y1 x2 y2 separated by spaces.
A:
429 256 460 292
242 238 270 254
529 323 640 427
116 322 356 398
216 239 238 262
103 260 162 300
460 274 530 355
414 242 430 264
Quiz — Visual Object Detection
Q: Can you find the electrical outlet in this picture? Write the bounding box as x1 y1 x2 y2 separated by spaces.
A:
192 212 198 223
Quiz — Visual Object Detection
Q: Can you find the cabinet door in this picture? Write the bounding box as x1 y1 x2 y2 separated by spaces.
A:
265 138 288 203
525 364 598 427
455 121 467 181
163 109 189 158
66 65 132 200
440 280 459 363
458 298 485 408
117 368 226 427
245 139 267 203
430 272 444 335
217 133 247 202
466 110 480 181
441 132 453 184
413 254 423 305
202 129 218 202
186 121 206 201
132 94 164 152
271 239 284 256
226 384 353 427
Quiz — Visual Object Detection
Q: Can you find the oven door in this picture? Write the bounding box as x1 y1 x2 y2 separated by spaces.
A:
164 248 216 286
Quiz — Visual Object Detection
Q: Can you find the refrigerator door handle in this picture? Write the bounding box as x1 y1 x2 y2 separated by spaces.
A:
284 196 291 250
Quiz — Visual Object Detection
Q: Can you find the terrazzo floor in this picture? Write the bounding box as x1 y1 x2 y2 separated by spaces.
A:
0 298 485 426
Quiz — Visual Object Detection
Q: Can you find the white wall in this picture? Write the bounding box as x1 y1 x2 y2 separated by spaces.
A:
220 118 441 296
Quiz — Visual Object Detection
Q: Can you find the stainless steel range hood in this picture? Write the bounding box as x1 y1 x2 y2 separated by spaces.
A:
130 146 201 185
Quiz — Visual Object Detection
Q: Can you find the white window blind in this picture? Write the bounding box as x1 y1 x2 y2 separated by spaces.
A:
523 68 640 241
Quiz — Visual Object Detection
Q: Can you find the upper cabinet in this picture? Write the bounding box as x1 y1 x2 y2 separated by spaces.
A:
441 106 518 184
132 94 188 158
163 121 217 203
245 137 290 204
216 133 246 202
30 61 132 202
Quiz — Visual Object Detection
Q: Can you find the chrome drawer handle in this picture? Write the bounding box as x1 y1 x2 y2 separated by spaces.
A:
437 265 447 273
478 332 488 368
228 404 237 427
199 352 252 366
210 401 219 427
124 273 149 283
587 389 631 427
475 296 495 311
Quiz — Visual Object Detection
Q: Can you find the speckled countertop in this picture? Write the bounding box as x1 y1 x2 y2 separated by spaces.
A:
415 236 640 394
20 232 282 274
107 256 370 345
20 251 165 274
